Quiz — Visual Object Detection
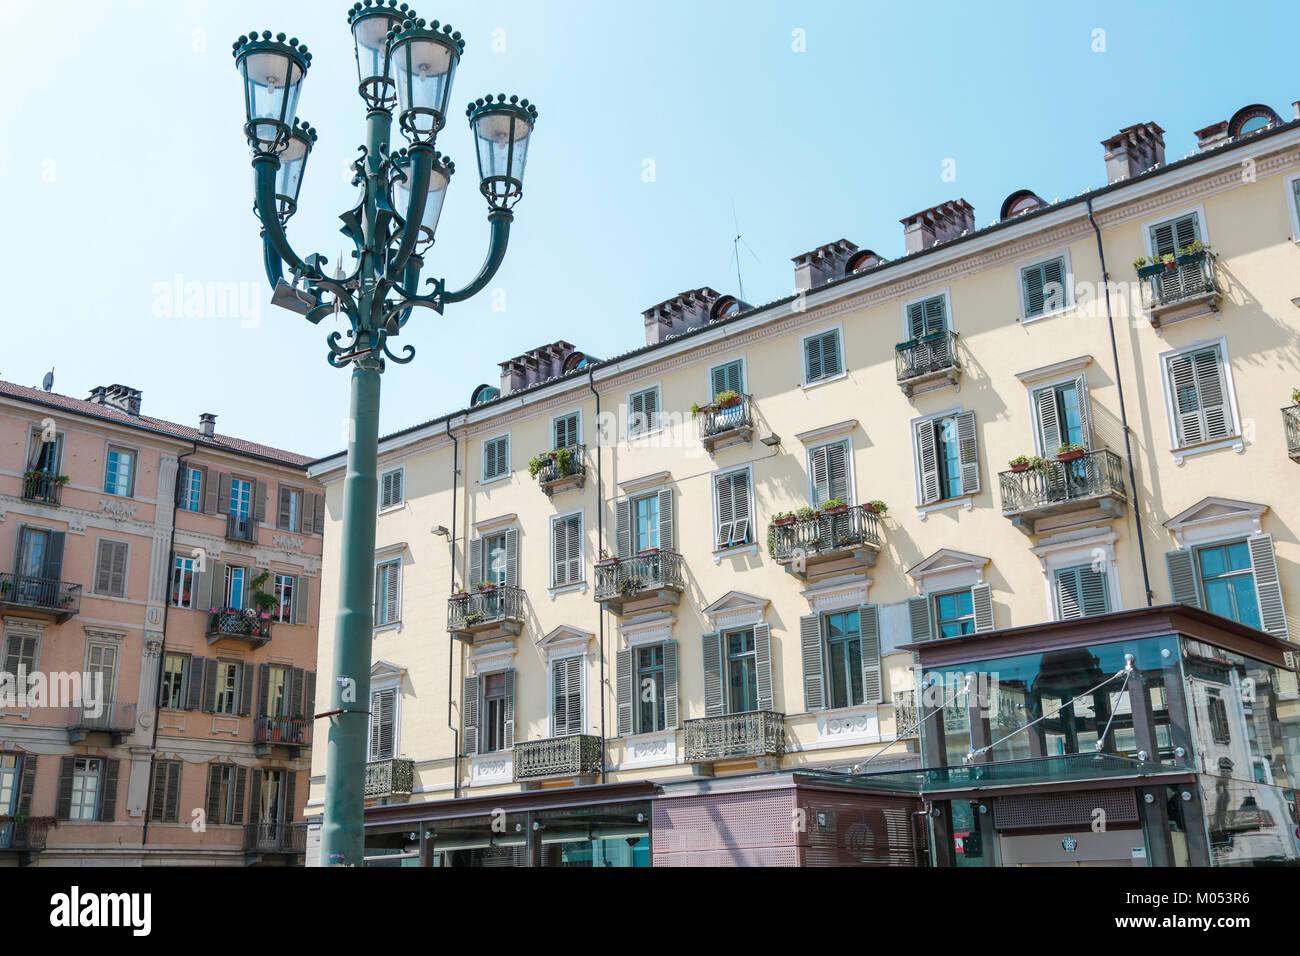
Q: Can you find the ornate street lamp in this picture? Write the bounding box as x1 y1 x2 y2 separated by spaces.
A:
232 1 538 867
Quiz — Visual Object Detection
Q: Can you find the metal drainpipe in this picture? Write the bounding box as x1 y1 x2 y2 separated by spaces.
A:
142 439 199 848
587 368 606 783
1087 196 1154 606
445 416 460 798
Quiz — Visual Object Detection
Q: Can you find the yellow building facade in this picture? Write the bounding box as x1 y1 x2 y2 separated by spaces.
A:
307 101 1300 866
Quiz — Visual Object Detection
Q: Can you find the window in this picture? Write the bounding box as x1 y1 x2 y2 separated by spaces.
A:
2 631 39 690
552 656 583 737
807 439 850 507
160 654 187 709
483 534 508 586
104 448 135 497
713 469 752 549
1290 175 1300 238
374 559 401 627
93 539 129 597
551 513 582 587
710 359 744 399
70 758 103 821
1197 541 1262 630
906 295 948 339
379 468 403 510
180 467 203 512
934 589 976 637
914 411 978 505
633 494 659 552
368 687 397 760
0 754 17 820
482 435 510 481
274 574 295 623
1149 211 1201 260
207 765 245 826
1055 565 1111 619
802 328 843 385
147 760 182 823
1033 377 1091 454
483 672 509 753
725 629 758 714
224 565 246 610
1205 689 1232 745
1163 343 1235 447
28 428 61 475
627 386 660 439
257 769 285 823
214 660 240 715
229 477 252 517
170 553 197 609
552 412 580 450
267 665 290 717
277 486 303 531
1020 256 1068 319
635 645 666 733
824 611 864 710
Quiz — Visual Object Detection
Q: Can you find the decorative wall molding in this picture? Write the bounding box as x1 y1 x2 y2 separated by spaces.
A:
469 752 513 785
99 498 137 519
619 730 678 770
701 590 770 631
617 612 676 648
800 574 871 613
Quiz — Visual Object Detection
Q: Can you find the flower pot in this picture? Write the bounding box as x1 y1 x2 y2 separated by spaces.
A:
1057 450 1085 463
637 548 660 556
823 506 848 516
1010 463 1031 473
718 397 741 410
596 558 619 568
773 517 797 527
1136 264 1165 278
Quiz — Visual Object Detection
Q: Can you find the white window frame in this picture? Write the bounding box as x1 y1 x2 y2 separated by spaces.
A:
481 434 511 484
70 757 103 821
550 410 583 449
2 627 42 699
1157 335 1244 463
1285 171 1300 243
625 384 663 441
273 573 296 624
799 324 846 389
170 553 198 609
1030 529 1123 622
1026 370 1091 457
1015 249 1075 323
103 445 137 498
909 405 974 516
711 464 756 554
706 354 747 400
378 465 405 512
367 679 402 761
373 556 403 631
548 508 586 592
804 437 856 509
900 288 953 340
1141 203 1211 259
181 466 203 512
93 537 131 598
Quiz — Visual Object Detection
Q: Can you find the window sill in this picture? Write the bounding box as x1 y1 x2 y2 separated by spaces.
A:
1020 304 1076 325
626 427 665 443
916 495 974 519
377 502 406 515
480 473 511 486
373 622 403 636
548 581 587 598
1171 435 1245 465
712 543 757 563
801 370 848 391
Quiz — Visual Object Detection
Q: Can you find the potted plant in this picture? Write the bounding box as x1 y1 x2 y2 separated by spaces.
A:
821 497 848 516
269 722 284 742
1176 239 1211 264
596 550 619 568
795 506 817 522
690 402 703 417
837 535 857 547
864 500 888 515
1008 455 1035 473
1135 255 1167 278
463 611 484 626
1056 442 1086 463
715 389 741 409
553 446 574 476
637 547 660 558
772 511 797 527
618 577 644 596
450 581 469 600
475 581 497 592
1289 387 1299 407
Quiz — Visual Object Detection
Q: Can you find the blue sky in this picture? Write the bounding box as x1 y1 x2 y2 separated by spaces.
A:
2 0 1296 458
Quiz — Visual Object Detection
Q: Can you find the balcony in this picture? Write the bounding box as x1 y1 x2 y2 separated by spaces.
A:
365 758 414 797
531 444 586 496
447 585 525 639
513 734 603 782
893 689 918 736
684 711 785 770
22 471 64 506
226 512 256 543
254 715 311 752
67 700 137 745
999 449 1127 535
696 394 755 453
0 572 82 621
896 330 961 397
769 504 882 581
206 607 273 646
1139 250 1220 328
1284 406 1300 462
0 818 52 861
243 821 307 856
594 550 685 613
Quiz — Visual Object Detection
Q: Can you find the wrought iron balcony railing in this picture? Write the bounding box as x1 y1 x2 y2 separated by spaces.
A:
1284 406 1300 461
0 572 81 619
0 818 51 852
533 444 586 491
697 394 754 450
67 700 137 741
243 820 308 853
594 550 685 605
769 505 883 566
206 607 273 643
226 512 256 542
893 689 918 735
1143 250 1217 311
514 734 603 780
365 758 415 797
999 449 1127 517
22 471 63 506
896 330 960 391
684 711 786 763
447 585 526 634
254 715 310 747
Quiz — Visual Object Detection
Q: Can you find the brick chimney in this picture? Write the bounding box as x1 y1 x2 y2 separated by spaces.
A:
900 200 976 254
1101 122 1166 184
642 288 720 345
199 413 217 438
1193 120 1230 152
792 239 859 291
498 341 592 395
88 384 142 416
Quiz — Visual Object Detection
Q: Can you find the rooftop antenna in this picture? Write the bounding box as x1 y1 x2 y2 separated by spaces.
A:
42 367 54 392
729 201 760 302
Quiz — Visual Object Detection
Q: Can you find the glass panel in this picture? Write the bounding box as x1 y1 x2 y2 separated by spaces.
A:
636 645 665 732
634 496 659 552
726 629 757 713
824 611 863 709
935 419 962 499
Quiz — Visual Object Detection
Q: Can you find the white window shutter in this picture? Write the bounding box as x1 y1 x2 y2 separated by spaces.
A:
956 411 980 495
1248 534 1290 640
1035 386 1061 454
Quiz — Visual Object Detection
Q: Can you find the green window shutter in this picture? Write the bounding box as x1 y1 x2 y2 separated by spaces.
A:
906 302 926 340
615 498 632 560
956 411 980 495
1193 347 1231 440
658 488 674 552
1043 257 1066 312
662 640 679 730
216 472 231 516
205 764 222 822
799 613 825 711
908 596 933 642
201 658 219 713
712 360 743 398
504 527 519 588
1150 214 1199 258
311 494 325 534
971 584 994 632
467 537 484 589
809 440 848 507
1056 567 1084 620
808 444 829 505
702 631 723 716
553 413 579 449
99 759 120 822
502 668 515 749
731 473 751 546
256 665 270 717
753 623 774 713
858 605 883 704
370 688 396 760
1165 549 1202 607
821 330 842 377
237 662 254 716
277 486 292 529
804 335 824 382
552 658 582 737
1035 385 1061 455
1168 349 1211 445
1055 567 1108 619
923 296 947 336
551 516 569 587
233 767 247 824
1248 534 1290 640
1022 263 1047 318
461 674 479 755
615 648 633 736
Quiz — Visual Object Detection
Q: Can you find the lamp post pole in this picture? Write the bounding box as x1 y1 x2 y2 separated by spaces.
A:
232 2 539 866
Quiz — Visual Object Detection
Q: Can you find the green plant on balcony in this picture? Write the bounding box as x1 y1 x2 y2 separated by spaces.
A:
771 510 796 526
249 571 278 615
865 499 888 515
475 581 497 591
463 611 484 626
553 446 574 475
618 577 644 596
820 497 848 514
1056 442 1085 463
795 506 816 521
1009 455 1049 473
714 389 741 409
1176 240 1211 260
1290 387 1300 406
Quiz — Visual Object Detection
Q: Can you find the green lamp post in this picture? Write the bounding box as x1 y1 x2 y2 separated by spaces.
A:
232 1 538 867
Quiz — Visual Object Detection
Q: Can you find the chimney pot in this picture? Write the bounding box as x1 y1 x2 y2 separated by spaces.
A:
199 413 216 438
792 239 859 291
1101 122 1166 184
899 201 975 254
